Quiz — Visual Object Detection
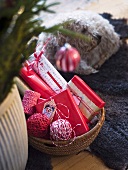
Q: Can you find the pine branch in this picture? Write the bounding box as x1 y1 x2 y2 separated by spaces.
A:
0 0 61 103
0 0 90 103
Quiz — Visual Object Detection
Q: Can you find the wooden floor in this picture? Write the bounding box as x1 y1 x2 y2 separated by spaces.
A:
51 0 128 170
52 151 110 170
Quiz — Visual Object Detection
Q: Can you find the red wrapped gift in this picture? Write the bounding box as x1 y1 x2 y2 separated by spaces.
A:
36 89 89 137
68 75 105 121
20 62 56 99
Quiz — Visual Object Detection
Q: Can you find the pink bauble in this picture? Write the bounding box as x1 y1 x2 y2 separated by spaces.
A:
27 113 50 138
55 43 81 72
50 119 73 141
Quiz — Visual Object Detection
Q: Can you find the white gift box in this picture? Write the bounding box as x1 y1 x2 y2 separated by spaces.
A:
28 50 67 93
68 75 105 121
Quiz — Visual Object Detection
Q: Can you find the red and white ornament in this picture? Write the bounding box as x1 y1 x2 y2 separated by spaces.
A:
50 119 73 141
27 113 50 138
55 43 81 72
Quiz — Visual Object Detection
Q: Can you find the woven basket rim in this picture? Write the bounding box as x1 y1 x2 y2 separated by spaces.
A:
14 77 105 150
29 107 105 145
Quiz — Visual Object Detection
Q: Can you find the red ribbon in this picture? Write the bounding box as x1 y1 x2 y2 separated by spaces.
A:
30 40 64 92
30 38 51 75
32 50 44 75
47 71 63 90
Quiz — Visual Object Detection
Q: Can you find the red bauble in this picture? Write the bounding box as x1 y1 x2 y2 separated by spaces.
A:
27 113 50 138
55 43 81 72
50 119 73 141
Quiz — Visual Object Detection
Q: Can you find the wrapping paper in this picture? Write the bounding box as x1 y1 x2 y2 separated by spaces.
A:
36 89 89 137
20 62 56 99
68 75 105 121
28 50 67 93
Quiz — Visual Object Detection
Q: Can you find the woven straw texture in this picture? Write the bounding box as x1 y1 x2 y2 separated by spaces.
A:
28 108 105 155
15 77 105 156
0 84 28 170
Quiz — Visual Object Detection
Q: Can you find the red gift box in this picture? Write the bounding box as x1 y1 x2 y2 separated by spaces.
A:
68 75 105 121
36 89 89 137
20 62 56 99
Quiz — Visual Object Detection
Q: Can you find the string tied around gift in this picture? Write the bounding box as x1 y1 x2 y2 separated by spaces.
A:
30 41 64 93
72 90 99 117
31 50 44 74
35 37 51 52
23 60 33 74
46 99 81 147
30 38 51 75
81 97 99 116
55 102 71 119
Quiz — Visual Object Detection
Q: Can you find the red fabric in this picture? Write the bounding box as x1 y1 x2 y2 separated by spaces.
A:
36 89 89 137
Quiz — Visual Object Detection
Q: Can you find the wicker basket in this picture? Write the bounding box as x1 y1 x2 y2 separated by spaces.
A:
29 108 105 155
15 77 105 156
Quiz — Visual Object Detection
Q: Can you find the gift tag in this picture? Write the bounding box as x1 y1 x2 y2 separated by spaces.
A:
42 99 56 121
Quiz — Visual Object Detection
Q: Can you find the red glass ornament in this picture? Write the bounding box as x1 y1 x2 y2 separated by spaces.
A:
55 43 81 72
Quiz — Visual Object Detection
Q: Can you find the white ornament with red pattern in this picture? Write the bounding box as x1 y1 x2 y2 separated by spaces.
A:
50 119 73 141
55 43 81 72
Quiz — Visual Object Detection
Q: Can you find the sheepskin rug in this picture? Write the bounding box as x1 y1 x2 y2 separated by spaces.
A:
38 10 121 75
